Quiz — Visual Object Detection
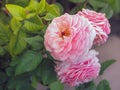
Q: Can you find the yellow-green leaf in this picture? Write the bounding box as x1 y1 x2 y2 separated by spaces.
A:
6 4 26 20
24 16 44 31
8 30 27 56
10 18 22 34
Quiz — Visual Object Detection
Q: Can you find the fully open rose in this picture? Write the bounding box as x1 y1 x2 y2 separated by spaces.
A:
55 50 100 86
77 9 111 45
44 13 96 61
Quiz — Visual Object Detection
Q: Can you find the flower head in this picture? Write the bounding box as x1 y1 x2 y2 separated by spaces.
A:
55 50 100 86
77 9 110 45
44 13 96 61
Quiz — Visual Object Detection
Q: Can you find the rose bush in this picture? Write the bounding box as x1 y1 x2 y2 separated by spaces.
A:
0 0 116 90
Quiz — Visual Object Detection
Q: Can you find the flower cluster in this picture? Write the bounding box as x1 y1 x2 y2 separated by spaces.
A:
44 9 110 86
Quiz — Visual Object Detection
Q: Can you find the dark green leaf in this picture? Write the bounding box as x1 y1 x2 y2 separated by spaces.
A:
6 4 26 20
10 56 21 66
96 80 111 90
6 67 15 76
69 0 85 3
17 84 35 90
8 30 27 56
100 59 116 75
8 0 29 7
0 46 6 56
39 59 57 85
15 50 43 75
24 35 43 50
49 81 64 90
7 74 30 90
0 71 8 84
75 81 96 90
100 4 113 19
0 23 10 45
89 0 107 10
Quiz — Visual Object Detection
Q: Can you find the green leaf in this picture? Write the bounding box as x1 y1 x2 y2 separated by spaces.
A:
97 80 111 90
89 0 107 10
7 74 30 90
0 71 8 84
26 0 40 13
6 4 26 20
17 84 35 90
24 16 44 31
10 56 21 66
43 13 56 21
69 0 85 3
49 81 64 90
39 59 57 85
100 4 113 19
0 46 6 56
25 0 46 15
75 81 96 90
100 59 116 75
8 0 29 7
0 23 10 45
10 18 22 34
55 3 64 14
24 35 43 50
38 0 46 14
46 4 60 17
31 75 38 88
8 30 27 56
106 0 120 14
6 67 15 76
15 50 43 75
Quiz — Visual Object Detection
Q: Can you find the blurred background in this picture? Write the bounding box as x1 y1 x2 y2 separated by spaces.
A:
0 0 120 90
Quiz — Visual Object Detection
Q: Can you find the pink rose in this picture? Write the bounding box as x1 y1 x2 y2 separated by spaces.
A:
44 13 96 61
77 9 110 45
55 50 100 86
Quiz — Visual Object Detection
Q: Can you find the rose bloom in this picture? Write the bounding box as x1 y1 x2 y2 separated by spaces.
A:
55 50 100 86
77 9 110 45
44 13 96 61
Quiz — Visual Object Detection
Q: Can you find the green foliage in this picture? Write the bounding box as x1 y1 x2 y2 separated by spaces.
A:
96 80 111 90
8 30 27 56
6 4 26 20
10 18 22 34
24 16 44 31
39 59 57 85
25 35 43 50
15 50 43 75
75 81 96 90
0 71 8 84
0 23 10 45
100 59 116 75
69 0 85 3
49 81 64 90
